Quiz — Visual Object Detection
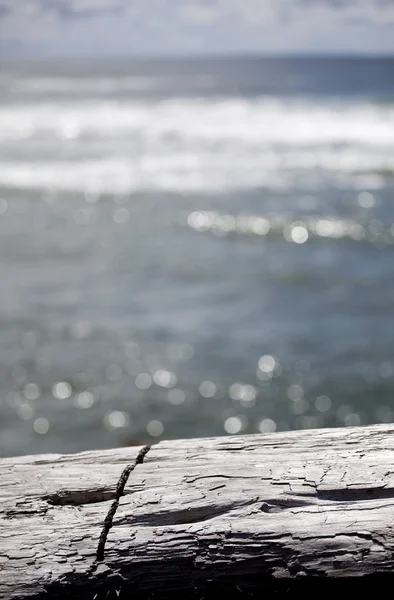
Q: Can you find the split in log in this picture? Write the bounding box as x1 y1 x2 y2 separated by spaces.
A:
1 424 394 599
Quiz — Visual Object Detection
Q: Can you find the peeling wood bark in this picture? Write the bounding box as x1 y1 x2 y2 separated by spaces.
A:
1 424 394 599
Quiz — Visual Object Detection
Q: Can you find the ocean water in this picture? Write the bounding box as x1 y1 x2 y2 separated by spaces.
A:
1 57 394 457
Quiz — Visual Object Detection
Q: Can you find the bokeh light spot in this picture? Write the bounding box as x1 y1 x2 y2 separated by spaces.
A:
285 222 309 244
74 391 95 409
357 191 375 208
17 403 34 420
52 381 72 400
153 370 177 388
168 388 186 405
224 416 245 434
105 410 129 429
147 420 164 437
34 417 49 434
315 395 331 412
257 418 277 433
199 380 216 398
23 382 41 401
135 373 152 390
113 207 130 224
287 384 304 402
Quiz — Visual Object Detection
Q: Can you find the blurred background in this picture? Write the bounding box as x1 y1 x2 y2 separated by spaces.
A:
1 1 394 457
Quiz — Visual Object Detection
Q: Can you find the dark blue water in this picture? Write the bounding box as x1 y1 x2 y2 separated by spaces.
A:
0 57 394 457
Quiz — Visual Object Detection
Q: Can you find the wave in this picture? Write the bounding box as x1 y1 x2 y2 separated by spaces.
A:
0 153 391 194
186 211 394 246
1 97 393 146
1 96 393 193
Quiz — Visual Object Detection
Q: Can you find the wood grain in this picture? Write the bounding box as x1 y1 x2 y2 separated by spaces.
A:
1 424 394 598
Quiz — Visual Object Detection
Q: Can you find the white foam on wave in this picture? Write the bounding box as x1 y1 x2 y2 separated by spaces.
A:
0 156 285 193
0 150 391 194
1 97 393 145
0 97 393 193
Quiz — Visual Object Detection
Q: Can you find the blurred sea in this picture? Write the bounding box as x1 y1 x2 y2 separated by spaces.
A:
1 56 394 457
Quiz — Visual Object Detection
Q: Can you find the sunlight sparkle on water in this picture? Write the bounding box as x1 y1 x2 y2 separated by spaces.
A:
52 381 72 400
357 191 376 208
187 211 216 232
258 354 276 373
199 380 217 398
229 383 256 405
257 354 278 380
74 391 95 409
224 416 246 434
249 216 271 235
34 417 49 434
257 418 277 433
285 222 309 244
315 395 332 412
113 207 130 224
17 403 34 420
213 214 236 234
23 383 41 401
343 413 362 427
153 370 177 388
287 384 304 402
313 218 350 238
186 210 394 246
168 388 186 405
135 373 152 390
147 420 164 436
105 411 129 429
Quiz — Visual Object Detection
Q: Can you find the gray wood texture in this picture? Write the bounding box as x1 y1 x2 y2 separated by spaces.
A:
1 424 394 598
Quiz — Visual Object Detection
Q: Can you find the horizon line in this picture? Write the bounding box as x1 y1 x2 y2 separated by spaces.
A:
2 50 394 62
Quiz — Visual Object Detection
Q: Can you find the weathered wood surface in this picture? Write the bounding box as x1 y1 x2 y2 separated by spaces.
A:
1 424 394 599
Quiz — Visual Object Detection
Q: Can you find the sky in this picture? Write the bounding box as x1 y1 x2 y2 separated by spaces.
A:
1 0 394 58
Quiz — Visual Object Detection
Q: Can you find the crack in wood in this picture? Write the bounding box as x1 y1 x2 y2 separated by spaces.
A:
260 498 315 512
44 488 116 506
116 501 255 527
5 506 48 519
317 487 394 501
184 474 255 484
96 445 150 562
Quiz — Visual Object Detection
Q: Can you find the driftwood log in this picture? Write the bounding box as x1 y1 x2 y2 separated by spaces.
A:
1 424 394 599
